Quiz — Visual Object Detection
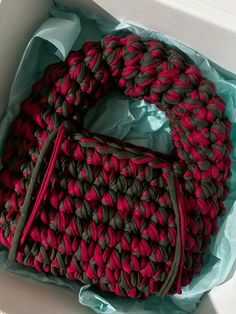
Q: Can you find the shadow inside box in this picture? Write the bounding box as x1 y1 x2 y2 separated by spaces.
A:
194 294 217 314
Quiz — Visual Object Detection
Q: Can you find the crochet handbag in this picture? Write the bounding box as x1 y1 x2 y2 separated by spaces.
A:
0 34 232 299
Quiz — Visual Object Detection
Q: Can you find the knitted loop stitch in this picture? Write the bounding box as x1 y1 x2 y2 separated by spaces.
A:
0 34 232 299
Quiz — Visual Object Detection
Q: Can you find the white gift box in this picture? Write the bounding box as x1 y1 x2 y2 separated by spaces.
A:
0 1 235 313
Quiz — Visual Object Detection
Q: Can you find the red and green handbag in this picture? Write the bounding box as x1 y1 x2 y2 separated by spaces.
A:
0 34 232 298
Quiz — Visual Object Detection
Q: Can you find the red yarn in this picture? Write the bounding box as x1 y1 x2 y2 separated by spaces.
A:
20 125 66 245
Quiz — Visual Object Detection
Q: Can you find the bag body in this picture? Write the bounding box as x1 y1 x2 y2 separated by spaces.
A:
0 34 232 299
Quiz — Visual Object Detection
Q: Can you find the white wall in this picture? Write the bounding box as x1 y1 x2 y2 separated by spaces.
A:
0 0 52 112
